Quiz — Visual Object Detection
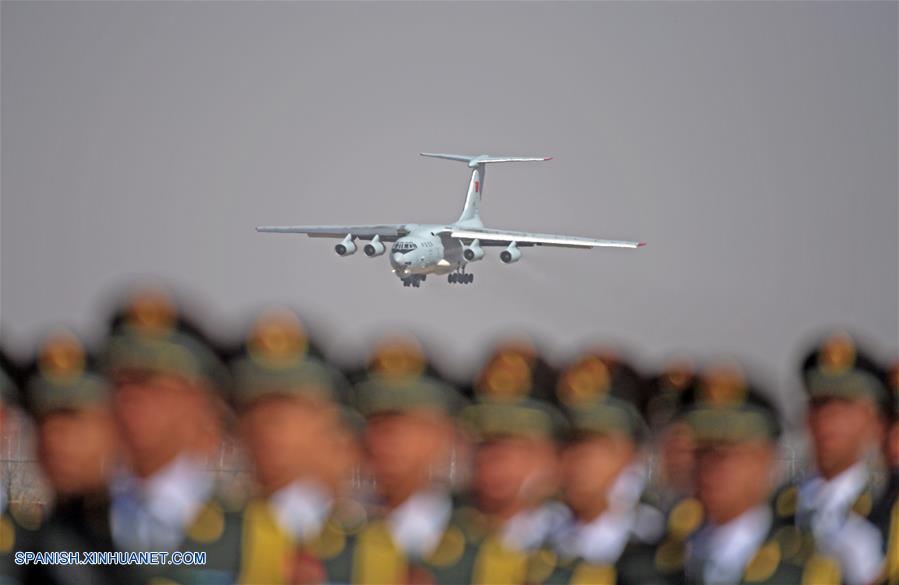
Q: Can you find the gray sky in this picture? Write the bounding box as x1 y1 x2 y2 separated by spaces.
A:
2 1 896 415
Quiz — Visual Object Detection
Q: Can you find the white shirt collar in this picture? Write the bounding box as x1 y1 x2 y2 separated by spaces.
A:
799 460 869 529
111 453 214 551
386 489 452 560
688 505 772 585
551 464 649 564
500 501 569 552
269 479 332 541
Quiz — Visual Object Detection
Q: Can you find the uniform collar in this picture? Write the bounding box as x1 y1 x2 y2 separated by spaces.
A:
688 504 772 585
111 453 214 550
500 501 568 552
799 459 869 524
386 489 452 560
269 478 332 541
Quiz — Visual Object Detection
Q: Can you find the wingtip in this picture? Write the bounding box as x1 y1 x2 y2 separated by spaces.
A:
544 156 553 161
637 242 647 248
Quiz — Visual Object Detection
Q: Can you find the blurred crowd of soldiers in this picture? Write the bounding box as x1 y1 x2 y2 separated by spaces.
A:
1 284 898 585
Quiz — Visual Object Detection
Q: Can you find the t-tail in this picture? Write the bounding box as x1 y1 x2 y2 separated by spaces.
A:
420 153 552 226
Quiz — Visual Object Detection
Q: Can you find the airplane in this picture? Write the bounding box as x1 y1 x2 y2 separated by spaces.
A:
257 153 645 287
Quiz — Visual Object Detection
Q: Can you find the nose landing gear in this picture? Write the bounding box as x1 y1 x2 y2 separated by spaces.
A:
402 275 426 288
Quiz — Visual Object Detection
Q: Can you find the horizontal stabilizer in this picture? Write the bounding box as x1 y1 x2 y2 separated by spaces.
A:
420 153 552 168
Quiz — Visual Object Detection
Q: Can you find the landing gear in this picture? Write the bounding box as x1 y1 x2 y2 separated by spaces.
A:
402 275 425 288
448 270 474 285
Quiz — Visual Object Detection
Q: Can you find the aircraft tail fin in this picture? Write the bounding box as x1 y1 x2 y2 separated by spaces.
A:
419 153 552 225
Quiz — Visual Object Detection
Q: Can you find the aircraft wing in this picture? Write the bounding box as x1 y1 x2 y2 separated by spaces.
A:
256 224 409 241
450 227 645 249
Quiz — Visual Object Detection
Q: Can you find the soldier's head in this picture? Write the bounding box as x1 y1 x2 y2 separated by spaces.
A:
555 352 648 520
232 308 343 494
101 286 228 477
462 399 563 520
647 358 698 496
357 375 458 507
685 362 781 525
801 332 888 479
28 330 118 497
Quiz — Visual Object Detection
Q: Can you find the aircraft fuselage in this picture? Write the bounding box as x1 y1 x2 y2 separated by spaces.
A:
388 224 465 281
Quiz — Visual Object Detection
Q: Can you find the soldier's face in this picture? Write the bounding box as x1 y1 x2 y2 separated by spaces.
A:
695 440 774 524
113 373 206 473
473 437 557 515
38 408 118 496
364 411 450 503
560 434 635 519
807 397 878 479
240 395 335 493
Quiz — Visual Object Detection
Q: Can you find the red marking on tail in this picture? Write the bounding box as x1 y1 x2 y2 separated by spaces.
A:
475 181 480 193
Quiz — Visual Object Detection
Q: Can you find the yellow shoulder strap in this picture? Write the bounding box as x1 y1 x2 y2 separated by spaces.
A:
238 498 295 585
472 536 529 585
352 520 406 585
887 498 899 585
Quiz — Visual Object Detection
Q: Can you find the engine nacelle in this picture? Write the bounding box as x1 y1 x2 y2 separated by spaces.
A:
463 239 485 262
364 235 386 257
500 241 521 264
335 234 357 256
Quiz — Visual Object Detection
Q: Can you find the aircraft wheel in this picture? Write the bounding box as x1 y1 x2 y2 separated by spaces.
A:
448 274 455 284
467 274 474 284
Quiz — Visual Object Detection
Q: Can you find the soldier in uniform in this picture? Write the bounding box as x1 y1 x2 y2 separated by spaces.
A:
873 360 899 584
0 349 35 585
352 366 478 584
21 329 129 585
646 359 698 513
655 361 833 585
456 376 567 584
774 332 889 585
531 352 665 585
100 286 243 585
230 308 364 585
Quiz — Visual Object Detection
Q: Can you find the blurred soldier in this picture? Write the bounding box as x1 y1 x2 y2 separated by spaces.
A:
646 359 698 511
231 309 364 585
353 369 475 584
775 333 888 585
873 360 899 584
100 287 242 584
22 330 127 585
656 362 831 585
456 378 566 583
531 352 665 585
0 349 35 585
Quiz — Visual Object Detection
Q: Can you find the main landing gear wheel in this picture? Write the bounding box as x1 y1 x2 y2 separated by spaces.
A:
448 272 474 285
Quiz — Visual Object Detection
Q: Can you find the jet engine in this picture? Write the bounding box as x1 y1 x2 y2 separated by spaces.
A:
500 241 521 264
364 235 386 257
335 234 357 256
463 239 485 262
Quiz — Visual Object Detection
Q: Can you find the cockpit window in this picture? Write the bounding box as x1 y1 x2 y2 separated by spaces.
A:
391 241 418 253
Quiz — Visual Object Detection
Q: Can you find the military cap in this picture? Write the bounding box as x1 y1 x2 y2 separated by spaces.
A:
366 334 429 380
800 331 889 411
554 351 649 442
355 373 462 417
460 398 567 442
230 308 336 407
26 329 111 417
682 361 781 443
646 358 697 429
100 286 227 387
472 337 557 404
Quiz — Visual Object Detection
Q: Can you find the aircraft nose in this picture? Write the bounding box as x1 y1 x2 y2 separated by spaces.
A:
391 252 404 266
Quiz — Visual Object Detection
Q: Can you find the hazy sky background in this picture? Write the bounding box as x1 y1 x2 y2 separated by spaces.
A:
2 1 896 416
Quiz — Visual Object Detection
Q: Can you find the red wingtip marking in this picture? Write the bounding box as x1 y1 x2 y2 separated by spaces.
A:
637 242 647 247
545 156 553 161
475 181 480 193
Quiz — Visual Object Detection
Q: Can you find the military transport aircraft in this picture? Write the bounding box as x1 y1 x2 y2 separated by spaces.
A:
257 153 645 287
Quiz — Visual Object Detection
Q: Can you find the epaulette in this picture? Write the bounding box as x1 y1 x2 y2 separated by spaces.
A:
653 497 703 575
